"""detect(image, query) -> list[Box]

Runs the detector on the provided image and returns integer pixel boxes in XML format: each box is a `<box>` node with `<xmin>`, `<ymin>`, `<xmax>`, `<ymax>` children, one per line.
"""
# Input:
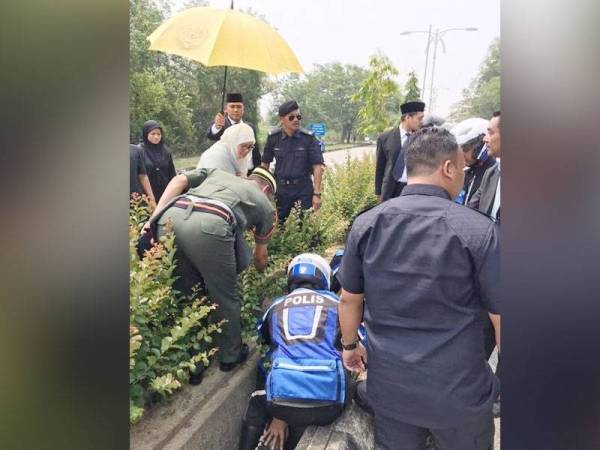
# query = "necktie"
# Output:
<box><xmin>392</xmin><ymin>132</ymin><xmax>409</xmax><ymax>181</ymax></box>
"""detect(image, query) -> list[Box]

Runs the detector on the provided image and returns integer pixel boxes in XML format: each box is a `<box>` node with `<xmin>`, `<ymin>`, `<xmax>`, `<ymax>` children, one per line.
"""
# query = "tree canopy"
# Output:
<box><xmin>450</xmin><ymin>38</ymin><xmax>500</xmax><ymax>121</ymax></box>
<box><xmin>403</xmin><ymin>70</ymin><xmax>422</xmax><ymax>102</ymax></box>
<box><xmin>351</xmin><ymin>53</ymin><xmax>401</xmax><ymax>137</ymax></box>
<box><xmin>129</xmin><ymin>0</ymin><xmax>266</xmax><ymax>156</ymax></box>
<box><xmin>267</xmin><ymin>63</ymin><xmax>369</xmax><ymax>143</ymax></box>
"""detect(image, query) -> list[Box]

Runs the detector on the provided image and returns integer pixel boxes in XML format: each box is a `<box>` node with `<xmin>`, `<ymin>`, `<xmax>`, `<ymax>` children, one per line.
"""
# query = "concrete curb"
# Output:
<box><xmin>130</xmin><ymin>347</ymin><xmax>259</xmax><ymax>450</ymax></box>
<box><xmin>295</xmin><ymin>402</ymin><xmax>375</xmax><ymax>450</ymax></box>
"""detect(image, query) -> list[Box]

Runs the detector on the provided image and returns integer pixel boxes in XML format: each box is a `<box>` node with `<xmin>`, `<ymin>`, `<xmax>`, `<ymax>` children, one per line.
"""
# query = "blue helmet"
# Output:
<box><xmin>287</xmin><ymin>253</ymin><xmax>332</xmax><ymax>292</ymax></box>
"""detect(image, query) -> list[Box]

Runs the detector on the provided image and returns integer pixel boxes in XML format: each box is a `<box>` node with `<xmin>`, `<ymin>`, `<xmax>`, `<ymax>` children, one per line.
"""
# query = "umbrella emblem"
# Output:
<box><xmin>177</xmin><ymin>27</ymin><xmax>208</xmax><ymax>50</ymax></box>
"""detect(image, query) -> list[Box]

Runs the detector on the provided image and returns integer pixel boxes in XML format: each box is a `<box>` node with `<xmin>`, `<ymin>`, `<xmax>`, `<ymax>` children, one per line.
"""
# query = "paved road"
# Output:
<box><xmin>323</xmin><ymin>144</ymin><xmax>376</xmax><ymax>166</ymax></box>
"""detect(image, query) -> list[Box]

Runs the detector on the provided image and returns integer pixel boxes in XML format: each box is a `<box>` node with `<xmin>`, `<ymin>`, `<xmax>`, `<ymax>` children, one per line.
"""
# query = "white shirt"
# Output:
<box><xmin>398</xmin><ymin>125</ymin><xmax>410</xmax><ymax>182</ymax></box>
<box><xmin>491</xmin><ymin>159</ymin><xmax>501</xmax><ymax>219</ymax></box>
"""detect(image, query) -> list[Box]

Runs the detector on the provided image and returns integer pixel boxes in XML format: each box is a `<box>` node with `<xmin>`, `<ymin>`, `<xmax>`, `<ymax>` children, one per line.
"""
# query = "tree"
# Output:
<box><xmin>450</xmin><ymin>38</ymin><xmax>500</xmax><ymax>121</ymax></box>
<box><xmin>129</xmin><ymin>0</ymin><xmax>267</xmax><ymax>156</ymax></box>
<box><xmin>268</xmin><ymin>63</ymin><xmax>368</xmax><ymax>143</ymax></box>
<box><xmin>403</xmin><ymin>70</ymin><xmax>422</xmax><ymax>102</ymax></box>
<box><xmin>351</xmin><ymin>53</ymin><xmax>400</xmax><ymax>137</ymax></box>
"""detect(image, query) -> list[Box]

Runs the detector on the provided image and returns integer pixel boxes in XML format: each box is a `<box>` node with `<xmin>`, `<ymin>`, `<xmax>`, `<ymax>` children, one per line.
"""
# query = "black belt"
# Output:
<box><xmin>174</xmin><ymin>199</ymin><xmax>235</xmax><ymax>226</ymax></box>
<box><xmin>277</xmin><ymin>175</ymin><xmax>311</xmax><ymax>185</ymax></box>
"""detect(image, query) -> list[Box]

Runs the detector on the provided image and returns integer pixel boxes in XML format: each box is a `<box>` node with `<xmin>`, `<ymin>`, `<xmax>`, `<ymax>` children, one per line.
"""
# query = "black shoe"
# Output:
<box><xmin>219</xmin><ymin>344</ymin><xmax>250</xmax><ymax>372</ymax></box>
<box><xmin>189</xmin><ymin>363</ymin><xmax>205</xmax><ymax>385</ymax></box>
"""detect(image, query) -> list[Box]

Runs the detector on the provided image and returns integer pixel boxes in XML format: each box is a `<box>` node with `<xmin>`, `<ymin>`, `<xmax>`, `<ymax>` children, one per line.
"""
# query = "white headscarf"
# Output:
<box><xmin>196</xmin><ymin>123</ymin><xmax>255</xmax><ymax>176</ymax></box>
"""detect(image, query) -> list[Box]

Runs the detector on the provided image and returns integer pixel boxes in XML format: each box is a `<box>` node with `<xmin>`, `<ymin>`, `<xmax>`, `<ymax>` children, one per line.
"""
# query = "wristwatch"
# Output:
<box><xmin>313</xmin><ymin>192</ymin><xmax>322</xmax><ymax>197</ymax></box>
<box><xmin>341</xmin><ymin>336</ymin><xmax>359</xmax><ymax>351</ymax></box>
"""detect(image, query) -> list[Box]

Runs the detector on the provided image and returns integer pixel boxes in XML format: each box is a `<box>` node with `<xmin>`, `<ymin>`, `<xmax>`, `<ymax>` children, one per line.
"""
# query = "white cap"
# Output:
<box><xmin>450</xmin><ymin>118</ymin><xmax>488</xmax><ymax>146</ymax></box>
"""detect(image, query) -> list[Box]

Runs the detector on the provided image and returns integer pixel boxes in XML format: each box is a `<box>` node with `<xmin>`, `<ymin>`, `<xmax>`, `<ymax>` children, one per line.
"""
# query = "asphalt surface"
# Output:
<box><xmin>323</xmin><ymin>144</ymin><xmax>376</xmax><ymax>166</ymax></box>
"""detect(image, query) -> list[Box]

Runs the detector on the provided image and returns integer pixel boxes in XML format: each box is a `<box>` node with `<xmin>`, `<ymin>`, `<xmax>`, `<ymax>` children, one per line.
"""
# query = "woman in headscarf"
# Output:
<box><xmin>196</xmin><ymin>123</ymin><xmax>256</xmax><ymax>177</ymax></box>
<box><xmin>139</xmin><ymin>120</ymin><xmax>177</xmax><ymax>202</ymax></box>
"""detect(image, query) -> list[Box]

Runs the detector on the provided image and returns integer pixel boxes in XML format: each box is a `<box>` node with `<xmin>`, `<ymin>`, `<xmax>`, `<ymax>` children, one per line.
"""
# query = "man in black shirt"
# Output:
<box><xmin>338</xmin><ymin>127</ymin><xmax>500</xmax><ymax>450</ymax></box>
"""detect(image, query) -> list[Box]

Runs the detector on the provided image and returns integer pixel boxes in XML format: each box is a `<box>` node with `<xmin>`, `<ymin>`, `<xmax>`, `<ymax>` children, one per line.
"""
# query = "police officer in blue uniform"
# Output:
<box><xmin>238</xmin><ymin>253</ymin><xmax>350</xmax><ymax>450</ymax></box>
<box><xmin>262</xmin><ymin>100</ymin><xmax>324</xmax><ymax>223</ymax></box>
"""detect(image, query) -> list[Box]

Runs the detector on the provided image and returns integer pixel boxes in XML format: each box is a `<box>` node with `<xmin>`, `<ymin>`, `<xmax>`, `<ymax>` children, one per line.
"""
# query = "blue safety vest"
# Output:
<box><xmin>258</xmin><ymin>288</ymin><xmax>345</xmax><ymax>406</ymax></box>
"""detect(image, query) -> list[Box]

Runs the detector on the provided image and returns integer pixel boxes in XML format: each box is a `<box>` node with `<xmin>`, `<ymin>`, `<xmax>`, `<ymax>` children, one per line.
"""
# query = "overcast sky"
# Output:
<box><xmin>172</xmin><ymin>0</ymin><xmax>500</xmax><ymax>118</ymax></box>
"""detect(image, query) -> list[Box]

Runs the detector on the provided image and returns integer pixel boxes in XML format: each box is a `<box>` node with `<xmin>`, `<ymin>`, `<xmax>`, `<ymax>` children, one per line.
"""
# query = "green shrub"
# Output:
<box><xmin>129</xmin><ymin>196</ymin><xmax>219</xmax><ymax>424</ymax></box>
<box><xmin>320</xmin><ymin>153</ymin><xmax>378</xmax><ymax>237</ymax></box>
<box><xmin>238</xmin><ymin>154</ymin><xmax>376</xmax><ymax>335</ymax></box>
<box><xmin>129</xmin><ymin>154</ymin><xmax>376</xmax><ymax>423</ymax></box>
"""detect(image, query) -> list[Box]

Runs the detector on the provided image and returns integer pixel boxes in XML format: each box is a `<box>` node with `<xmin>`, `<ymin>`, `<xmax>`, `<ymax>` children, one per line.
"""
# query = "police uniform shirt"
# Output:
<box><xmin>258</xmin><ymin>288</ymin><xmax>341</xmax><ymax>360</ymax></box>
<box><xmin>184</xmin><ymin>168</ymin><xmax>275</xmax><ymax>244</ymax></box>
<box><xmin>337</xmin><ymin>184</ymin><xmax>500</xmax><ymax>429</ymax></box>
<box><xmin>262</xmin><ymin>129</ymin><xmax>324</xmax><ymax>180</ymax></box>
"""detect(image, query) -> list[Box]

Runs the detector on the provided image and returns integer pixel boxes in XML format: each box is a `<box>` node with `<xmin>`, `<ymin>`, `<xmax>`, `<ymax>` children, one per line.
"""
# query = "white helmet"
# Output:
<box><xmin>450</xmin><ymin>118</ymin><xmax>488</xmax><ymax>146</ymax></box>
<box><xmin>287</xmin><ymin>253</ymin><xmax>332</xmax><ymax>291</ymax></box>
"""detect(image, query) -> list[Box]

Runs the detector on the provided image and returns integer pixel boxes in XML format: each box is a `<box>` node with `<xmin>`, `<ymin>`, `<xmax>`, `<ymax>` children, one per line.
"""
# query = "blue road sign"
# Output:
<box><xmin>309</xmin><ymin>123</ymin><xmax>327</xmax><ymax>136</ymax></box>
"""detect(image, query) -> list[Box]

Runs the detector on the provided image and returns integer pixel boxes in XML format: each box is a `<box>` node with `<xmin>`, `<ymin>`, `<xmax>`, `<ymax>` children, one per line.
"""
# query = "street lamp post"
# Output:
<box><xmin>400</xmin><ymin>26</ymin><xmax>478</xmax><ymax>113</ymax></box>
<box><xmin>400</xmin><ymin>26</ymin><xmax>432</xmax><ymax>100</ymax></box>
<box><xmin>422</xmin><ymin>24</ymin><xmax>432</xmax><ymax>96</ymax></box>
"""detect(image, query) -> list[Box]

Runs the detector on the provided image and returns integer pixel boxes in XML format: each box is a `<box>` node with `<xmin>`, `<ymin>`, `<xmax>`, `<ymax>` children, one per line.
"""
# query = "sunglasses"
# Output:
<box><xmin>287</xmin><ymin>114</ymin><xmax>302</xmax><ymax>121</ymax></box>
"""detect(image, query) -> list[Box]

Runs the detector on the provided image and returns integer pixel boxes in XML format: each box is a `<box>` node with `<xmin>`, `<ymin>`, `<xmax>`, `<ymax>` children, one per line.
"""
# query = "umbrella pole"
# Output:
<box><xmin>219</xmin><ymin>0</ymin><xmax>234</xmax><ymax>111</ymax></box>
<box><xmin>220</xmin><ymin>66</ymin><xmax>228</xmax><ymax>112</ymax></box>
<box><xmin>220</xmin><ymin>0</ymin><xmax>233</xmax><ymax>112</ymax></box>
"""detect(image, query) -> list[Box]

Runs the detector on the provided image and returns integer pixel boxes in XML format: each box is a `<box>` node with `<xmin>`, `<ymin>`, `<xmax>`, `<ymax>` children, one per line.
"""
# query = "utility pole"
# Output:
<box><xmin>421</xmin><ymin>24</ymin><xmax>432</xmax><ymax>99</ymax></box>
<box><xmin>400</xmin><ymin>27</ymin><xmax>478</xmax><ymax>114</ymax></box>
<box><xmin>428</xmin><ymin>29</ymin><xmax>440</xmax><ymax>112</ymax></box>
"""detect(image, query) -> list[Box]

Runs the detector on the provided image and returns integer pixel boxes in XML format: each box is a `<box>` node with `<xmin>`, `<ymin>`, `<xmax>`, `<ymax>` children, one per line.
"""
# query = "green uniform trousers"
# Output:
<box><xmin>158</xmin><ymin>205</ymin><xmax>242</xmax><ymax>363</ymax></box>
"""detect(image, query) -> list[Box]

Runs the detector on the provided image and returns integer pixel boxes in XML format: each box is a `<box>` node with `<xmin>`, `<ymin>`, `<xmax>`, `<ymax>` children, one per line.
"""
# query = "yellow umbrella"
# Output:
<box><xmin>147</xmin><ymin>6</ymin><xmax>304</xmax><ymax>107</ymax></box>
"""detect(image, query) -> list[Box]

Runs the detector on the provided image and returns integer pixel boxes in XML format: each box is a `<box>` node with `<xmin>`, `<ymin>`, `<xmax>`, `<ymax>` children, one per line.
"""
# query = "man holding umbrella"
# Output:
<box><xmin>206</xmin><ymin>93</ymin><xmax>262</xmax><ymax>174</ymax></box>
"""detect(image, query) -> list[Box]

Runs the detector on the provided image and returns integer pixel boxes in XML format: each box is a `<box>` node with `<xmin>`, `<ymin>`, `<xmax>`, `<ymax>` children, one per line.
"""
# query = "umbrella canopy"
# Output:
<box><xmin>147</xmin><ymin>7</ymin><xmax>304</xmax><ymax>75</ymax></box>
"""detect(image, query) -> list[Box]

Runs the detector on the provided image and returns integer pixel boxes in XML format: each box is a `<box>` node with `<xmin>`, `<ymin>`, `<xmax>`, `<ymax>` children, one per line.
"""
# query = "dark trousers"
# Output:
<box><xmin>374</xmin><ymin>411</ymin><xmax>494</xmax><ymax>450</ymax></box>
<box><xmin>354</xmin><ymin>380</ymin><xmax>373</xmax><ymax>414</ymax></box>
<box><xmin>240</xmin><ymin>393</ymin><xmax>341</xmax><ymax>450</ymax></box>
<box><xmin>240</xmin><ymin>373</ymin><xmax>354</xmax><ymax>450</ymax></box>
<box><xmin>381</xmin><ymin>181</ymin><xmax>406</xmax><ymax>202</ymax></box>
<box><xmin>276</xmin><ymin>180</ymin><xmax>313</xmax><ymax>223</ymax></box>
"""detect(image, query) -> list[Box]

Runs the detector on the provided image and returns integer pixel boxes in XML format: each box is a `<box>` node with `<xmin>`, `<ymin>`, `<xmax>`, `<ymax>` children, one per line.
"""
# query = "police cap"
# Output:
<box><xmin>278</xmin><ymin>100</ymin><xmax>299</xmax><ymax>117</ymax></box>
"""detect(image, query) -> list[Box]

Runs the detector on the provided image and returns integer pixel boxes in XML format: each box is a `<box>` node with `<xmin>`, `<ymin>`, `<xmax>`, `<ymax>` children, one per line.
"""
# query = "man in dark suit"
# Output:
<box><xmin>206</xmin><ymin>93</ymin><xmax>262</xmax><ymax>172</ymax></box>
<box><xmin>467</xmin><ymin>111</ymin><xmax>501</xmax><ymax>419</ymax></box>
<box><xmin>374</xmin><ymin>101</ymin><xmax>425</xmax><ymax>202</ymax></box>
<box><xmin>468</xmin><ymin>111</ymin><xmax>501</xmax><ymax>221</ymax></box>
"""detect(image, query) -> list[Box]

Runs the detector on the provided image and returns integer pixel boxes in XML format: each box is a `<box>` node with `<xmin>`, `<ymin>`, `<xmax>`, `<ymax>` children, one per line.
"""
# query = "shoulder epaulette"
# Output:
<box><xmin>268</xmin><ymin>127</ymin><xmax>282</xmax><ymax>136</ymax></box>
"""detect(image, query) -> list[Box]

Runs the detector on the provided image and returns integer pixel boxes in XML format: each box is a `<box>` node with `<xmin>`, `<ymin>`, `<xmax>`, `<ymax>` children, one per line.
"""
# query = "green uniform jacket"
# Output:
<box><xmin>183</xmin><ymin>168</ymin><xmax>276</xmax><ymax>245</ymax></box>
